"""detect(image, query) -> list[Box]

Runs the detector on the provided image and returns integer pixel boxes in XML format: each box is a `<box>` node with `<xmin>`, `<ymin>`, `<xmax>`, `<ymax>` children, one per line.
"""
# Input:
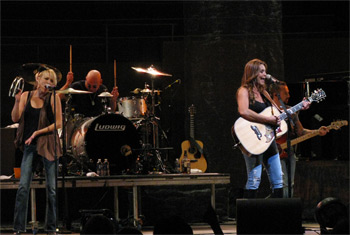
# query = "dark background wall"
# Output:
<box><xmin>1</xmin><ymin>0</ymin><xmax>349</xmax><ymax>223</ymax></box>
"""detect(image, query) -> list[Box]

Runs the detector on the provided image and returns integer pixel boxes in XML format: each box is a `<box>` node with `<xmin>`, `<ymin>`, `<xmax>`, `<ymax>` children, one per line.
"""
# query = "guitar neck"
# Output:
<box><xmin>280</xmin><ymin>122</ymin><xmax>341</xmax><ymax>150</ymax></box>
<box><xmin>279</xmin><ymin>101</ymin><xmax>304</xmax><ymax>121</ymax></box>
<box><xmin>190</xmin><ymin>114</ymin><xmax>194</xmax><ymax>139</ymax></box>
<box><xmin>280</xmin><ymin>129</ymin><xmax>319</xmax><ymax>150</ymax></box>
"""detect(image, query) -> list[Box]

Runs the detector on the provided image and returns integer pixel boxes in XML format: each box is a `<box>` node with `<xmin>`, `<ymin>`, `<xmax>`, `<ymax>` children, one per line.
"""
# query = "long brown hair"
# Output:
<box><xmin>240</xmin><ymin>58</ymin><xmax>267</xmax><ymax>104</ymax></box>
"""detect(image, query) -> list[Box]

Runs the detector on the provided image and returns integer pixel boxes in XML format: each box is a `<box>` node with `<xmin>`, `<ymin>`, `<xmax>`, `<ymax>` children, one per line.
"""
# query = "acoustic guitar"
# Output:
<box><xmin>180</xmin><ymin>104</ymin><xmax>207</xmax><ymax>172</ymax></box>
<box><xmin>232</xmin><ymin>89</ymin><xmax>326</xmax><ymax>156</ymax></box>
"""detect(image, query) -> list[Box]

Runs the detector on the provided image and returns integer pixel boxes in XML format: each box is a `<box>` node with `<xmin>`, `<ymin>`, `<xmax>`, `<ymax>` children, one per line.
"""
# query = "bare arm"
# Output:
<box><xmin>11</xmin><ymin>90</ymin><xmax>26</xmax><ymax>123</ymax></box>
<box><xmin>58</xmin><ymin>71</ymin><xmax>74</xmax><ymax>100</ymax></box>
<box><xmin>237</xmin><ymin>87</ymin><xmax>279</xmax><ymax>126</ymax></box>
<box><xmin>109</xmin><ymin>86</ymin><xmax>119</xmax><ymax>112</ymax></box>
<box><xmin>301</xmin><ymin>126</ymin><xmax>329</xmax><ymax>136</ymax></box>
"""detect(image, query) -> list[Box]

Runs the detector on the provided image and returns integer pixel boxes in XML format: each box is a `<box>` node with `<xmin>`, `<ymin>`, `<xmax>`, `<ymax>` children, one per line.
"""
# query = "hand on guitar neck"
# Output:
<box><xmin>277</xmin><ymin>120</ymin><xmax>347</xmax><ymax>158</ymax></box>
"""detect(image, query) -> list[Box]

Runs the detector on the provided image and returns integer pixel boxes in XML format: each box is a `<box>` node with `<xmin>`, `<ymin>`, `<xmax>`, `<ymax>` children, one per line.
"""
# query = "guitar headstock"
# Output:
<box><xmin>329</xmin><ymin>120</ymin><xmax>348</xmax><ymax>130</ymax></box>
<box><xmin>308</xmin><ymin>88</ymin><xmax>326</xmax><ymax>103</ymax></box>
<box><xmin>189</xmin><ymin>104</ymin><xmax>196</xmax><ymax>116</ymax></box>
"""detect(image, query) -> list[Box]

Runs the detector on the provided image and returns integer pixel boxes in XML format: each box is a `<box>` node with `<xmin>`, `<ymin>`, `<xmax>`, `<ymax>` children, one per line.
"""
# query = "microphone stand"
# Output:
<box><xmin>60</xmin><ymin>95</ymin><xmax>72</xmax><ymax>232</ymax></box>
<box><xmin>53</xmin><ymin>90</ymin><xmax>72</xmax><ymax>233</ymax></box>
<box><xmin>277</xmin><ymin>93</ymin><xmax>294</xmax><ymax>198</ymax></box>
<box><xmin>52</xmin><ymin>89</ymin><xmax>59</xmax><ymax>232</ymax></box>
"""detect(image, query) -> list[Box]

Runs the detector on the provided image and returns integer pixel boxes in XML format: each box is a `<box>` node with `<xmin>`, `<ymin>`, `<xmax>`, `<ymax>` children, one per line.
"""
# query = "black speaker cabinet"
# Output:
<box><xmin>236</xmin><ymin>198</ymin><xmax>303</xmax><ymax>234</ymax></box>
<box><xmin>1</xmin><ymin>128</ymin><xmax>17</xmax><ymax>175</ymax></box>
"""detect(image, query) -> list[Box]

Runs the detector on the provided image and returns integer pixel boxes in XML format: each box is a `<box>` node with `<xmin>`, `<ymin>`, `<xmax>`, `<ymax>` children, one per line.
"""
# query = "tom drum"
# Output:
<box><xmin>118</xmin><ymin>96</ymin><xmax>147</xmax><ymax>119</ymax></box>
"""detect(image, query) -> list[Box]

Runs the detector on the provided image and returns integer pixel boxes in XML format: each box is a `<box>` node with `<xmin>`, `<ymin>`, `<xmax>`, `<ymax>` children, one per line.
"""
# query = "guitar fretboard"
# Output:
<box><xmin>190</xmin><ymin>114</ymin><xmax>194</xmax><ymax>139</ymax></box>
<box><xmin>279</xmin><ymin>101</ymin><xmax>304</xmax><ymax>121</ymax></box>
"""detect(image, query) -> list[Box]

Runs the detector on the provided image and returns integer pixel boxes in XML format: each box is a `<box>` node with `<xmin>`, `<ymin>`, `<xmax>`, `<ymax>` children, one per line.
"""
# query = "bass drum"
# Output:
<box><xmin>71</xmin><ymin>113</ymin><xmax>141</xmax><ymax>175</ymax></box>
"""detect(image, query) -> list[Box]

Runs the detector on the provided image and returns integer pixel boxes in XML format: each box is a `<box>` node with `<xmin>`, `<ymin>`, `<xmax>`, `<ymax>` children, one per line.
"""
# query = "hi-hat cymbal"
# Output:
<box><xmin>131</xmin><ymin>65</ymin><xmax>172</xmax><ymax>77</ymax></box>
<box><xmin>18</xmin><ymin>63</ymin><xmax>62</xmax><ymax>85</ymax></box>
<box><xmin>98</xmin><ymin>91</ymin><xmax>113</xmax><ymax>97</ymax></box>
<box><xmin>57</xmin><ymin>88</ymin><xmax>92</xmax><ymax>94</ymax></box>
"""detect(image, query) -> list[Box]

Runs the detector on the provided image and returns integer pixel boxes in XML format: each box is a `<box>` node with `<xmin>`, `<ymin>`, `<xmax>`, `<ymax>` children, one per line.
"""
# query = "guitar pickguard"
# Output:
<box><xmin>250</xmin><ymin>125</ymin><xmax>262</xmax><ymax>140</ymax></box>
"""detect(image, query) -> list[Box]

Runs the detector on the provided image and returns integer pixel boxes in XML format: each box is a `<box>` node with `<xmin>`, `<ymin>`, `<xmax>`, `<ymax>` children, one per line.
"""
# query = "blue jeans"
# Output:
<box><xmin>243</xmin><ymin>151</ymin><xmax>283</xmax><ymax>191</ymax></box>
<box><xmin>280</xmin><ymin>152</ymin><xmax>296</xmax><ymax>198</ymax></box>
<box><xmin>13</xmin><ymin>145</ymin><xmax>57</xmax><ymax>232</ymax></box>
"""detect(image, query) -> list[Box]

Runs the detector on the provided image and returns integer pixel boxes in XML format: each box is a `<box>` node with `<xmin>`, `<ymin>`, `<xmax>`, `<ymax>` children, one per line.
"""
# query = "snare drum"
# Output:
<box><xmin>118</xmin><ymin>96</ymin><xmax>147</xmax><ymax>119</ymax></box>
<box><xmin>70</xmin><ymin>113</ymin><xmax>141</xmax><ymax>174</ymax></box>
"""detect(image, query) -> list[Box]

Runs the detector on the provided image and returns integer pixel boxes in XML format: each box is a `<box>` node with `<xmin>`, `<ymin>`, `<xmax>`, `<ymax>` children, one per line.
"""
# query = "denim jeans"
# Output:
<box><xmin>13</xmin><ymin>144</ymin><xmax>57</xmax><ymax>232</ymax></box>
<box><xmin>243</xmin><ymin>152</ymin><xmax>283</xmax><ymax>191</ymax></box>
<box><xmin>280</xmin><ymin>152</ymin><xmax>296</xmax><ymax>198</ymax></box>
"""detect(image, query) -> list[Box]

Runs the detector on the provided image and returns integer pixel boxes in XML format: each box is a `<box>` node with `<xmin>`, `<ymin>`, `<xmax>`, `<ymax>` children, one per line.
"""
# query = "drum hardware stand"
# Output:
<box><xmin>131</xmin><ymin>66</ymin><xmax>173</xmax><ymax>174</ymax></box>
<box><xmin>98</xmin><ymin>91</ymin><xmax>113</xmax><ymax>114</ymax></box>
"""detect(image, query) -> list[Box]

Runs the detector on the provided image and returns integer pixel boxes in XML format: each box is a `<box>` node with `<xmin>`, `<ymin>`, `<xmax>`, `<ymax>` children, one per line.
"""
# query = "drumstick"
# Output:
<box><xmin>114</xmin><ymin>59</ymin><xmax>117</xmax><ymax>88</ymax></box>
<box><xmin>69</xmin><ymin>45</ymin><xmax>72</xmax><ymax>72</ymax></box>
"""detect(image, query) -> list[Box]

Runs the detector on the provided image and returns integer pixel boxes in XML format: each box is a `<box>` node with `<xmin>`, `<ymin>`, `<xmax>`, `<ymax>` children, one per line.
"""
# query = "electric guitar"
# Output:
<box><xmin>180</xmin><ymin>104</ymin><xmax>207</xmax><ymax>172</ymax></box>
<box><xmin>277</xmin><ymin>120</ymin><xmax>348</xmax><ymax>158</ymax></box>
<box><xmin>232</xmin><ymin>89</ymin><xmax>326</xmax><ymax>156</ymax></box>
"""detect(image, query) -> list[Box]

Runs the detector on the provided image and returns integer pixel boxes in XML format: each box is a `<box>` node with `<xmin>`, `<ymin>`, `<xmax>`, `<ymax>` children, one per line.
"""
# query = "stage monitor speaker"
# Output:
<box><xmin>1</xmin><ymin>128</ymin><xmax>17</xmax><ymax>175</ymax></box>
<box><xmin>236</xmin><ymin>198</ymin><xmax>303</xmax><ymax>234</ymax></box>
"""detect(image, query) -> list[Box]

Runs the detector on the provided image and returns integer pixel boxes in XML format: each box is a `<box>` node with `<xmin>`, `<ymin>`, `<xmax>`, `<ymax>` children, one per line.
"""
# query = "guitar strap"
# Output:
<box><xmin>262</xmin><ymin>90</ymin><xmax>282</xmax><ymax>113</ymax></box>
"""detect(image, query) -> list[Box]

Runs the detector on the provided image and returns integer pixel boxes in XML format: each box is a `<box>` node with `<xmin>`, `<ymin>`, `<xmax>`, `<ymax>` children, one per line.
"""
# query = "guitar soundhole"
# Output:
<box><xmin>188</xmin><ymin>147</ymin><xmax>201</xmax><ymax>159</ymax></box>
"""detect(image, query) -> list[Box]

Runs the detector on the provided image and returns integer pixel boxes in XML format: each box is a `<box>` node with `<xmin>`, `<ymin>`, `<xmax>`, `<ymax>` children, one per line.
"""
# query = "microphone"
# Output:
<box><xmin>165</xmin><ymin>79</ymin><xmax>181</xmax><ymax>89</ymax></box>
<box><xmin>266</xmin><ymin>74</ymin><xmax>280</xmax><ymax>84</ymax></box>
<box><xmin>45</xmin><ymin>84</ymin><xmax>57</xmax><ymax>90</ymax></box>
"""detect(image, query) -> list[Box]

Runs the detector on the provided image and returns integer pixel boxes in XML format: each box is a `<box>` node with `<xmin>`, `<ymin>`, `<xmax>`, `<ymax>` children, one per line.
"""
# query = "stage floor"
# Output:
<box><xmin>0</xmin><ymin>220</ymin><xmax>321</xmax><ymax>234</ymax></box>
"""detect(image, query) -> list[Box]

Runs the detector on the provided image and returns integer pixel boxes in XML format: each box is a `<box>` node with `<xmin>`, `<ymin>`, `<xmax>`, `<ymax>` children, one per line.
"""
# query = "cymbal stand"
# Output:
<box><xmin>150</xmin><ymin>77</ymin><xmax>159</xmax><ymax>148</ymax></box>
<box><xmin>101</xmin><ymin>97</ymin><xmax>109</xmax><ymax>114</ymax></box>
<box><xmin>63</xmin><ymin>94</ymin><xmax>72</xmax><ymax>153</ymax></box>
<box><xmin>143</xmin><ymin>76</ymin><xmax>170</xmax><ymax>172</ymax></box>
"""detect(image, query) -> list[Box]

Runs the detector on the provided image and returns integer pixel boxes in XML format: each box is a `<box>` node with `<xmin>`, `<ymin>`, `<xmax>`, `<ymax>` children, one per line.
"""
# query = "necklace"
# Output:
<box><xmin>89</xmin><ymin>93</ymin><xmax>97</xmax><ymax>106</ymax></box>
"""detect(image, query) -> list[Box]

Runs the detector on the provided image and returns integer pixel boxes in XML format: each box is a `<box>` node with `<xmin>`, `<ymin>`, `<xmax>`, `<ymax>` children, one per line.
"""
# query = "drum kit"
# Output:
<box><xmin>9</xmin><ymin>63</ymin><xmax>175</xmax><ymax>175</ymax></box>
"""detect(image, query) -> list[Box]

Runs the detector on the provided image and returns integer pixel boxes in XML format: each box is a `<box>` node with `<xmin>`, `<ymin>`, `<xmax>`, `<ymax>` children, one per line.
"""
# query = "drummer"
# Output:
<box><xmin>63</xmin><ymin>70</ymin><xmax>119</xmax><ymax>117</ymax></box>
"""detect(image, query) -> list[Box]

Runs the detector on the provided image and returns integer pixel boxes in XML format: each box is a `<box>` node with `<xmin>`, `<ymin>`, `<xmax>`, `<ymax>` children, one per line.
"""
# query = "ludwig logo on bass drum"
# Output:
<box><xmin>94</xmin><ymin>123</ymin><xmax>126</xmax><ymax>131</ymax></box>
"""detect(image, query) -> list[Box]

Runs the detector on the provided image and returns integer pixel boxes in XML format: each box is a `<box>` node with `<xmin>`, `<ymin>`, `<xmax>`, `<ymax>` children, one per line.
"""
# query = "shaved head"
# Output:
<box><xmin>85</xmin><ymin>70</ymin><xmax>102</xmax><ymax>92</ymax></box>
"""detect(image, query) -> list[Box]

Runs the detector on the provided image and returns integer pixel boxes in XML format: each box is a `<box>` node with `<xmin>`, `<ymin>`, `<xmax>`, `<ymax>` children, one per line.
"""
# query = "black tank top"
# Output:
<box><xmin>23</xmin><ymin>98</ymin><xmax>41</xmax><ymax>145</ymax></box>
<box><xmin>248</xmin><ymin>95</ymin><xmax>278</xmax><ymax>156</ymax></box>
<box><xmin>248</xmin><ymin>92</ymin><xmax>272</xmax><ymax>113</ymax></box>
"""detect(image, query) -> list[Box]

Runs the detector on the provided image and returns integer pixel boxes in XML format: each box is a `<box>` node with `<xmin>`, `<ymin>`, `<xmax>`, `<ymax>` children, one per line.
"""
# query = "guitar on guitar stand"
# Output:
<box><xmin>180</xmin><ymin>104</ymin><xmax>207</xmax><ymax>172</ymax></box>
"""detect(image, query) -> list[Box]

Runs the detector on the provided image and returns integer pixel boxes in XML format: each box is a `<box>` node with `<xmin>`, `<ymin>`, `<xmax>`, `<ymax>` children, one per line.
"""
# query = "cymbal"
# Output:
<box><xmin>57</xmin><ymin>88</ymin><xmax>92</xmax><ymax>94</ymax></box>
<box><xmin>131</xmin><ymin>65</ymin><xmax>172</xmax><ymax>77</ymax></box>
<box><xmin>130</xmin><ymin>88</ymin><xmax>162</xmax><ymax>94</ymax></box>
<box><xmin>140</xmin><ymin>88</ymin><xmax>162</xmax><ymax>93</ymax></box>
<box><xmin>98</xmin><ymin>91</ymin><xmax>113</xmax><ymax>97</ymax></box>
<box><xmin>18</xmin><ymin>63</ymin><xmax>62</xmax><ymax>85</ymax></box>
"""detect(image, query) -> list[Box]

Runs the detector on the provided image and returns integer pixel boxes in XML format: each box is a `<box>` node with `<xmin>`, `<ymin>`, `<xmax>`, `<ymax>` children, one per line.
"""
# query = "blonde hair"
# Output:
<box><xmin>36</xmin><ymin>69</ymin><xmax>58</xmax><ymax>85</ymax></box>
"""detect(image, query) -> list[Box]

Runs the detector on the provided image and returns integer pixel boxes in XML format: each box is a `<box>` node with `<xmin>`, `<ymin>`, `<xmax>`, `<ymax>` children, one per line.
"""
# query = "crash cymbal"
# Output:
<box><xmin>19</xmin><ymin>63</ymin><xmax>62</xmax><ymax>85</ymax></box>
<box><xmin>57</xmin><ymin>88</ymin><xmax>92</xmax><ymax>94</ymax></box>
<box><xmin>131</xmin><ymin>65</ymin><xmax>172</xmax><ymax>77</ymax></box>
<box><xmin>98</xmin><ymin>91</ymin><xmax>113</xmax><ymax>97</ymax></box>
